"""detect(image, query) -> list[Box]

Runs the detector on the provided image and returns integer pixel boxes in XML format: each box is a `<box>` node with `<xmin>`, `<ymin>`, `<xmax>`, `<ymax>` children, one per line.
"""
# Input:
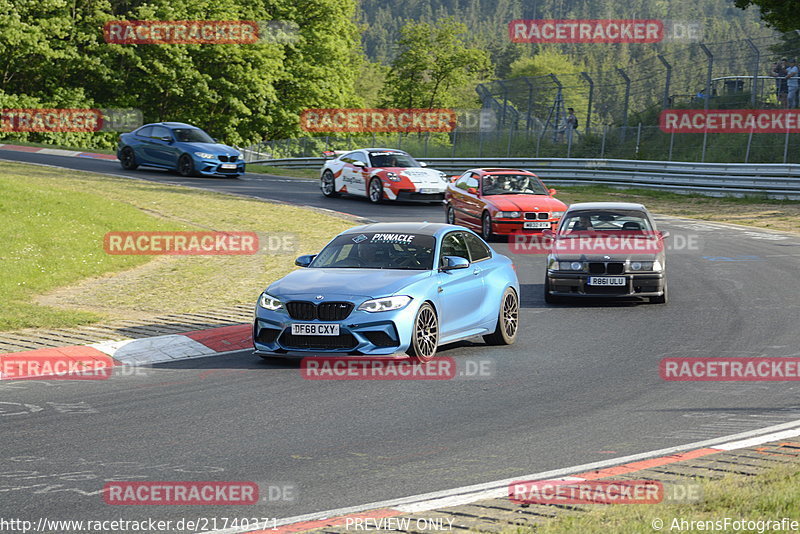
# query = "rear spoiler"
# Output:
<box><xmin>322</xmin><ymin>150</ymin><xmax>348</xmax><ymax>159</ymax></box>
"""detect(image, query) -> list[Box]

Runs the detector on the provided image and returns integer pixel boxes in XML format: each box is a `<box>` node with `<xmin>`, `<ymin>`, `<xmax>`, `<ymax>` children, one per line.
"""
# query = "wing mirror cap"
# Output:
<box><xmin>295</xmin><ymin>254</ymin><xmax>317</xmax><ymax>267</ymax></box>
<box><xmin>440</xmin><ymin>255</ymin><xmax>470</xmax><ymax>271</ymax></box>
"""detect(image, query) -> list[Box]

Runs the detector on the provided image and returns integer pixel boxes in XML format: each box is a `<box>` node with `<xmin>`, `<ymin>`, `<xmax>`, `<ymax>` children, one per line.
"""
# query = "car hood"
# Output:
<box><xmin>176</xmin><ymin>142</ymin><xmax>239</xmax><ymax>156</ymax></box>
<box><xmin>267</xmin><ymin>268</ymin><xmax>433</xmax><ymax>300</ymax></box>
<box><xmin>484</xmin><ymin>195</ymin><xmax>566</xmax><ymax>212</ymax></box>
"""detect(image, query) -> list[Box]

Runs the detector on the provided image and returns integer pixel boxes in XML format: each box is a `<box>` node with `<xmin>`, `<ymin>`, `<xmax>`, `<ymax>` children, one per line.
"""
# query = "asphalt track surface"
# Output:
<box><xmin>2</xmin><ymin>150</ymin><xmax>800</xmax><ymax>530</ymax></box>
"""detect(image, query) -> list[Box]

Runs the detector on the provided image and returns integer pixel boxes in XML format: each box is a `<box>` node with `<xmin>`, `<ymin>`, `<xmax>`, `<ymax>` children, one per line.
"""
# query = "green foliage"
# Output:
<box><xmin>380</xmin><ymin>18</ymin><xmax>491</xmax><ymax>109</ymax></box>
<box><xmin>0</xmin><ymin>0</ymin><xmax>362</xmax><ymax>146</ymax></box>
<box><xmin>734</xmin><ymin>0</ymin><xmax>800</xmax><ymax>32</ymax></box>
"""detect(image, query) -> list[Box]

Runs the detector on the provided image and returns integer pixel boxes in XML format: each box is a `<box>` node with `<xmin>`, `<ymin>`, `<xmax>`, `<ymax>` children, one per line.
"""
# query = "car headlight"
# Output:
<box><xmin>194</xmin><ymin>152</ymin><xmax>215</xmax><ymax>159</ymax></box>
<box><xmin>628</xmin><ymin>260</ymin><xmax>662</xmax><ymax>272</ymax></box>
<box><xmin>559</xmin><ymin>261</ymin><xmax>584</xmax><ymax>271</ymax></box>
<box><xmin>357</xmin><ymin>295</ymin><xmax>412</xmax><ymax>313</ymax></box>
<box><xmin>236</xmin><ymin>153</ymin><xmax>244</xmax><ymax>161</ymax></box>
<box><xmin>498</xmin><ymin>211</ymin><xmax>521</xmax><ymax>218</ymax></box>
<box><xmin>385</xmin><ymin>172</ymin><xmax>401</xmax><ymax>182</ymax></box>
<box><xmin>258</xmin><ymin>292</ymin><xmax>283</xmax><ymax>311</ymax></box>
<box><xmin>438</xmin><ymin>171</ymin><xmax>448</xmax><ymax>181</ymax></box>
<box><xmin>551</xmin><ymin>211</ymin><xmax>565</xmax><ymax>218</ymax></box>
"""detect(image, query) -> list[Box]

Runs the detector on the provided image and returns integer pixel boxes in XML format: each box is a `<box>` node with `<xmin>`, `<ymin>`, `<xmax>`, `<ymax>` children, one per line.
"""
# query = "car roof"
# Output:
<box><xmin>566</xmin><ymin>201</ymin><xmax>648</xmax><ymax>212</ymax></box>
<box><xmin>468</xmin><ymin>168</ymin><xmax>537</xmax><ymax>175</ymax></box>
<box><xmin>341</xmin><ymin>222</ymin><xmax>460</xmax><ymax>237</ymax></box>
<box><xmin>139</xmin><ymin>122</ymin><xmax>196</xmax><ymax>129</ymax></box>
<box><xmin>356</xmin><ymin>148</ymin><xmax>411</xmax><ymax>153</ymax></box>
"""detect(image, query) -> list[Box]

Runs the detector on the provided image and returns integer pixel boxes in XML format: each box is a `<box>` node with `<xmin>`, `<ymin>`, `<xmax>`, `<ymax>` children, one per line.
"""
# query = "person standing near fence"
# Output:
<box><xmin>786</xmin><ymin>59</ymin><xmax>799</xmax><ymax>108</ymax></box>
<box><xmin>772</xmin><ymin>58</ymin><xmax>788</xmax><ymax>108</ymax></box>
<box><xmin>566</xmin><ymin>108</ymin><xmax>578</xmax><ymax>144</ymax></box>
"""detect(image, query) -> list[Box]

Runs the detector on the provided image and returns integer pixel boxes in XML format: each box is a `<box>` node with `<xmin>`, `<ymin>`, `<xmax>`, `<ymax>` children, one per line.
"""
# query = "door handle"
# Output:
<box><xmin>472</xmin><ymin>268</ymin><xmax>481</xmax><ymax>275</ymax></box>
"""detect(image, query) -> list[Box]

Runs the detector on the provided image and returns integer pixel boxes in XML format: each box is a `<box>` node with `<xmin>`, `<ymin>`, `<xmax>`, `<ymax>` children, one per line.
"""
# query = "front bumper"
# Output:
<box><xmin>493</xmin><ymin>219</ymin><xmax>558</xmax><ymax>235</ymax></box>
<box><xmin>194</xmin><ymin>158</ymin><xmax>246</xmax><ymax>176</ymax></box>
<box><xmin>546</xmin><ymin>271</ymin><xmax>666</xmax><ymax>298</ymax></box>
<box><xmin>393</xmin><ymin>189</ymin><xmax>445</xmax><ymax>203</ymax></box>
<box><xmin>253</xmin><ymin>304</ymin><xmax>418</xmax><ymax>356</ymax></box>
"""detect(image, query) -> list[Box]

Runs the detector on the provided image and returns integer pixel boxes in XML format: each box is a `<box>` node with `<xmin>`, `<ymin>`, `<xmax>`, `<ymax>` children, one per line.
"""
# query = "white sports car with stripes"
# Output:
<box><xmin>320</xmin><ymin>148</ymin><xmax>448</xmax><ymax>203</ymax></box>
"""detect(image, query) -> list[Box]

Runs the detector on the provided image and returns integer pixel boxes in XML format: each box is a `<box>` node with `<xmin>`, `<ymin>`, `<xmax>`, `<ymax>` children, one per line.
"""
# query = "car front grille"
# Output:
<box><xmin>279</xmin><ymin>332</ymin><xmax>357</xmax><ymax>349</ymax></box>
<box><xmin>286</xmin><ymin>301</ymin><xmax>354</xmax><ymax>321</ymax></box>
<box><xmin>218</xmin><ymin>155</ymin><xmax>237</xmax><ymax>162</ymax></box>
<box><xmin>588</xmin><ymin>262</ymin><xmax>625</xmax><ymax>275</ymax></box>
<box><xmin>524</xmin><ymin>212</ymin><xmax>550</xmax><ymax>220</ymax></box>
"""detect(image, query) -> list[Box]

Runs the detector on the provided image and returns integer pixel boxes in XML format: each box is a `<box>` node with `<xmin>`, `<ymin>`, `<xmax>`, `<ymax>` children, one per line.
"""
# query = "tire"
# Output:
<box><xmin>543</xmin><ymin>276</ymin><xmax>561</xmax><ymax>304</ymax></box>
<box><xmin>368</xmin><ymin>177</ymin><xmax>384</xmax><ymax>203</ymax></box>
<box><xmin>406</xmin><ymin>302</ymin><xmax>439</xmax><ymax>362</ymax></box>
<box><xmin>483</xmin><ymin>287</ymin><xmax>519</xmax><ymax>345</ymax></box>
<box><xmin>321</xmin><ymin>170</ymin><xmax>338</xmax><ymax>197</ymax></box>
<box><xmin>481</xmin><ymin>212</ymin><xmax>494</xmax><ymax>241</ymax></box>
<box><xmin>446</xmin><ymin>205</ymin><xmax>456</xmax><ymax>224</ymax></box>
<box><xmin>650</xmin><ymin>282</ymin><xmax>668</xmax><ymax>304</ymax></box>
<box><xmin>119</xmin><ymin>147</ymin><xmax>138</xmax><ymax>170</ymax></box>
<box><xmin>178</xmin><ymin>154</ymin><xmax>197</xmax><ymax>177</ymax></box>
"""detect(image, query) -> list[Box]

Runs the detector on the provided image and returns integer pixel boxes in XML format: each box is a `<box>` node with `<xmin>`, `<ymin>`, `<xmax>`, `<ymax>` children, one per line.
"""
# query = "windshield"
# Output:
<box><xmin>369</xmin><ymin>151</ymin><xmax>419</xmax><ymax>168</ymax></box>
<box><xmin>311</xmin><ymin>232</ymin><xmax>435</xmax><ymax>270</ymax></box>
<box><xmin>172</xmin><ymin>128</ymin><xmax>215</xmax><ymax>143</ymax></box>
<box><xmin>558</xmin><ymin>210</ymin><xmax>654</xmax><ymax>234</ymax></box>
<box><xmin>482</xmin><ymin>174</ymin><xmax>548</xmax><ymax>195</ymax></box>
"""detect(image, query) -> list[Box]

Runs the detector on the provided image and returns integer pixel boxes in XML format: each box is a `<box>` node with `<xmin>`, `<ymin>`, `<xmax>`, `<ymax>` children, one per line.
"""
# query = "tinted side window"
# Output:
<box><xmin>466</xmin><ymin>175</ymin><xmax>479</xmax><ymax>189</ymax></box>
<box><xmin>455</xmin><ymin>174</ymin><xmax>470</xmax><ymax>190</ymax></box>
<box><xmin>464</xmin><ymin>233</ymin><xmax>491</xmax><ymax>262</ymax></box>
<box><xmin>136</xmin><ymin>126</ymin><xmax>153</xmax><ymax>137</ymax></box>
<box><xmin>350</xmin><ymin>152</ymin><xmax>368</xmax><ymax>165</ymax></box>
<box><xmin>341</xmin><ymin>151</ymin><xmax>361</xmax><ymax>164</ymax></box>
<box><xmin>151</xmin><ymin>126</ymin><xmax>171</xmax><ymax>140</ymax></box>
<box><xmin>439</xmin><ymin>232</ymin><xmax>470</xmax><ymax>265</ymax></box>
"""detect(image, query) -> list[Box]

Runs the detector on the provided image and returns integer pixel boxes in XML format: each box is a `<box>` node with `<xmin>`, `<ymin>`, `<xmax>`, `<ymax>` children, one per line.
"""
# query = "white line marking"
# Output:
<box><xmin>201</xmin><ymin>418</ymin><xmax>800</xmax><ymax>534</ymax></box>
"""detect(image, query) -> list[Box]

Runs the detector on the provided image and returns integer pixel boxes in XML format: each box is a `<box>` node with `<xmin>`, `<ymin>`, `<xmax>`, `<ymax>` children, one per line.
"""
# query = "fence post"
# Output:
<box><xmin>745</xmin><ymin>125</ymin><xmax>754</xmax><ymax>163</ymax></box>
<box><xmin>451</xmin><ymin>128</ymin><xmax>457</xmax><ymax>158</ymax></box>
<box><xmin>784</xmin><ymin>124</ymin><xmax>790</xmax><ymax>163</ymax></box>
<box><xmin>635</xmin><ymin>123</ymin><xmax>642</xmax><ymax>157</ymax></box>
<box><xmin>668</xmin><ymin>130</ymin><xmax>675</xmax><ymax>161</ymax></box>
<box><xmin>745</xmin><ymin>39</ymin><xmax>760</xmax><ymax>107</ymax></box>
<box><xmin>499</xmin><ymin>80</ymin><xmax>509</xmax><ymax>128</ymax></box>
<box><xmin>600</xmin><ymin>125</ymin><xmax>607</xmax><ymax>158</ymax></box>
<box><xmin>424</xmin><ymin>132</ymin><xmax>429</xmax><ymax>158</ymax></box>
<box><xmin>617</xmin><ymin>68</ymin><xmax>631</xmax><ymax>142</ymax></box>
<box><xmin>699</xmin><ymin>43</ymin><xmax>713</xmax><ymax>111</ymax></box>
<box><xmin>566</xmin><ymin>124</ymin><xmax>573</xmax><ymax>157</ymax></box>
<box><xmin>657</xmin><ymin>54</ymin><xmax>672</xmax><ymax>108</ymax></box>
<box><xmin>507</xmin><ymin>123</ymin><xmax>515</xmax><ymax>157</ymax></box>
<box><xmin>524</xmin><ymin>77</ymin><xmax>534</xmax><ymax>132</ymax></box>
<box><xmin>581</xmin><ymin>72</ymin><xmax>594</xmax><ymax>134</ymax></box>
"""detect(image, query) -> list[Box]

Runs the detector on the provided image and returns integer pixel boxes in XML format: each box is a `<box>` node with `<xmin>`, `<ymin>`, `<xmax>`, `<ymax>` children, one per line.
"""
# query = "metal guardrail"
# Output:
<box><xmin>252</xmin><ymin>157</ymin><xmax>800</xmax><ymax>199</ymax></box>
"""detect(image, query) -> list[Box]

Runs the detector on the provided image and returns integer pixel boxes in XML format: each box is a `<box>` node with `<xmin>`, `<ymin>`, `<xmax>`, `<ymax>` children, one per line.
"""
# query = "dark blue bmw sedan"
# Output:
<box><xmin>117</xmin><ymin>122</ymin><xmax>245</xmax><ymax>177</ymax></box>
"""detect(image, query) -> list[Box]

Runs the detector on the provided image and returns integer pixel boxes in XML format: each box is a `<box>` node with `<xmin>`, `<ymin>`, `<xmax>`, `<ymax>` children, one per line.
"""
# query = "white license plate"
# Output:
<box><xmin>291</xmin><ymin>323</ymin><xmax>340</xmax><ymax>336</ymax></box>
<box><xmin>220</xmin><ymin>163</ymin><xmax>237</xmax><ymax>169</ymax></box>
<box><xmin>524</xmin><ymin>221</ymin><xmax>551</xmax><ymax>229</ymax></box>
<box><xmin>588</xmin><ymin>277</ymin><xmax>626</xmax><ymax>286</ymax></box>
<box><xmin>419</xmin><ymin>188</ymin><xmax>438</xmax><ymax>194</ymax></box>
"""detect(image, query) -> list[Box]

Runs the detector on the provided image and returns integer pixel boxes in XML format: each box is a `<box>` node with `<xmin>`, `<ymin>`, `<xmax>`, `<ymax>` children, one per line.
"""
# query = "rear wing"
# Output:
<box><xmin>322</xmin><ymin>150</ymin><xmax>348</xmax><ymax>159</ymax></box>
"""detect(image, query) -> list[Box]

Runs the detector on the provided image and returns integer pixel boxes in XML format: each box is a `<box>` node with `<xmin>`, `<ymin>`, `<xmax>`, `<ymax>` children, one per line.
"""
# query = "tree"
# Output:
<box><xmin>380</xmin><ymin>18</ymin><xmax>491</xmax><ymax>110</ymax></box>
<box><xmin>733</xmin><ymin>0</ymin><xmax>800</xmax><ymax>32</ymax></box>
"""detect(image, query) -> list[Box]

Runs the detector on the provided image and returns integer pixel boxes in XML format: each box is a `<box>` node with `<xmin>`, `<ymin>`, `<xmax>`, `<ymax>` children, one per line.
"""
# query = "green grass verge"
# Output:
<box><xmin>247</xmin><ymin>164</ymin><xmax>319</xmax><ymax>179</ymax></box>
<box><xmin>0</xmin><ymin>162</ymin><xmax>354</xmax><ymax>331</ymax></box>
<box><xmin>520</xmin><ymin>463</ymin><xmax>800</xmax><ymax>534</ymax></box>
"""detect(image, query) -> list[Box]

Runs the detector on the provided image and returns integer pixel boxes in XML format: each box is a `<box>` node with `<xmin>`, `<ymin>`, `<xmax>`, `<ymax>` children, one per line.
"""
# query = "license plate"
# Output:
<box><xmin>419</xmin><ymin>188</ymin><xmax>438</xmax><ymax>194</ymax></box>
<box><xmin>291</xmin><ymin>323</ymin><xmax>340</xmax><ymax>336</ymax></box>
<box><xmin>524</xmin><ymin>221</ymin><xmax>551</xmax><ymax>229</ymax></box>
<box><xmin>220</xmin><ymin>163</ymin><xmax>237</xmax><ymax>169</ymax></box>
<box><xmin>588</xmin><ymin>277</ymin><xmax>626</xmax><ymax>286</ymax></box>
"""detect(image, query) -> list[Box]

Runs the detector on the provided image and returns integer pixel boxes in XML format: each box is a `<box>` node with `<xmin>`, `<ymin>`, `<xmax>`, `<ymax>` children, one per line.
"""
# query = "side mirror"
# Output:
<box><xmin>440</xmin><ymin>255</ymin><xmax>470</xmax><ymax>271</ymax></box>
<box><xmin>294</xmin><ymin>254</ymin><xmax>316</xmax><ymax>267</ymax></box>
<box><xmin>212</xmin><ymin>138</ymin><xmax>219</xmax><ymax>143</ymax></box>
<box><xmin>352</xmin><ymin>161</ymin><xmax>366</xmax><ymax>168</ymax></box>
<box><xmin>450</xmin><ymin>176</ymin><xmax>459</xmax><ymax>183</ymax></box>
<box><xmin>467</xmin><ymin>187</ymin><xmax>478</xmax><ymax>195</ymax></box>
<box><xmin>548</xmin><ymin>188</ymin><xmax>557</xmax><ymax>195</ymax></box>
<box><xmin>660</xmin><ymin>231</ymin><xmax>671</xmax><ymax>239</ymax></box>
<box><xmin>419</xmin><ymin>161</ymin><xmax>428</xmax><ymax>167</ymax></box>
